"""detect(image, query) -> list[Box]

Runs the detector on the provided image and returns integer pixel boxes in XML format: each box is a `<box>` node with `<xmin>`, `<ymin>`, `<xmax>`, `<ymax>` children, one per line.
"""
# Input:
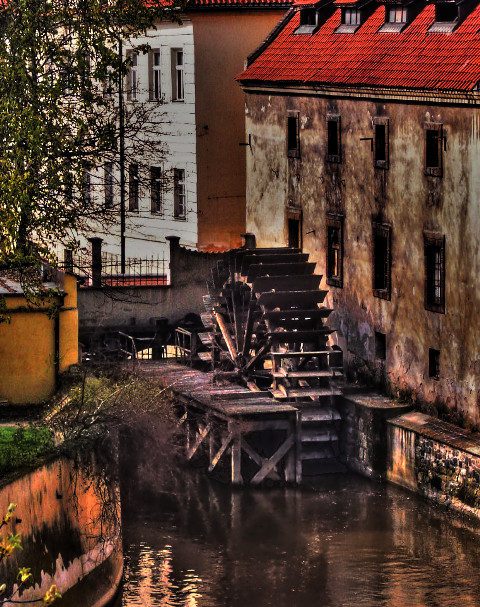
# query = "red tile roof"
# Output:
<box><xmin>188</xmin><ymin>0</ymin><xmax>292</xmax><ymax>7</ymax></box>
<box><xmin>237</xmin><ymin>4</ymin><xmax>480</xmax><ymax>91</ymax></box>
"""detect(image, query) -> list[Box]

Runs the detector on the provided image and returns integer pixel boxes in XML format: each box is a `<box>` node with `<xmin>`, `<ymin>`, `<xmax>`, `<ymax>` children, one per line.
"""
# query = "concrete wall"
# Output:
<box><xmin>245</xmin><ymin>90</ymin><xmax>480</xmax><ymax>425</ymax></box>
<box><xmin>191</xmin><ymin>10</ymin><xmax>287</xmax><ymax>251</ymax></box>
<box><xmin>77</xmin><ymin>236</ymin><xmax>222</xmax><ymax>333</ymax></box>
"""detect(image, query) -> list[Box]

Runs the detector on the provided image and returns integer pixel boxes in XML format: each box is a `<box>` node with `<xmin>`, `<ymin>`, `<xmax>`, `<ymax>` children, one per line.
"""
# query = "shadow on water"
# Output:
<box><xmin>116</xmin><ymin>435</ymin><xmax>480</xmax><ymax>607</ymax></box>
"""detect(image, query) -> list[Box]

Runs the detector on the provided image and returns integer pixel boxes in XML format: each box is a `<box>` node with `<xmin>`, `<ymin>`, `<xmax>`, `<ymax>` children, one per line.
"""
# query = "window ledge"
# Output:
<box><xmin>335</xmin><ymin>24</ymin><xmax>361</xmax><ymax>34</ymax></box>
<box><xmin>327</xmin><ymin>154</ymin><xmax>341</xmax><ymax>164</ymax></box>
<box><xmin>373</xmin><ymin>289</ymin><xmax>391</xmax><ymax>301</ymax></box>
<box><xmin>425</xmin><ymin>303</ymin><xmax>445</xmax><ymax>314</ymax></box>
<box><xmin>294</xmin><ymin>24</ymin><xmax>318</xmax><ymax>35</ymax></box>
<box><xmin>174</xmin><ymin>216</ymin><xmax>187</xmax><ymax>221</ymax></box>
<box><xmin>327</xmin><ymin>277</ymin><xmax>343</xmax><ymax>288</ymax></box>
<box><xmin>374</xmin><ymin>159</ymin><xmax>389</xmax><ymax>170</ymax></box>
<box><xmin>378</xmin><ymin>22</ymin><xmax>407</xmax><ymax>33</ymax></box>
<box><xmin>425</xmin><ymin>167</ymin><xmax>442</xmax><ymax>177</ymax></box>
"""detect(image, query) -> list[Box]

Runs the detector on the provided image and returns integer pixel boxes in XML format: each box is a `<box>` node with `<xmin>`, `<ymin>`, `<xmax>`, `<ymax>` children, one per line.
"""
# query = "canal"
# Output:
<box><xmin>114</xmin><ymin>467</ymin><xmax>480</xmax><ymax>607</ymax></box>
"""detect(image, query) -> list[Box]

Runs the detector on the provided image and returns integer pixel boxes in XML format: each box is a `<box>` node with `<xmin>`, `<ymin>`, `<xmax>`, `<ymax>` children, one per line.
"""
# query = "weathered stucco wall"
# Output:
<box><xmin>192</xmin><ymin>10</ymin><xmax>288</xmax><ymax>252</ymax></box>
<box><xmin>245</xmin><ymin>91</ymin><xmax>480</xmax><ymax>424</ymax></box>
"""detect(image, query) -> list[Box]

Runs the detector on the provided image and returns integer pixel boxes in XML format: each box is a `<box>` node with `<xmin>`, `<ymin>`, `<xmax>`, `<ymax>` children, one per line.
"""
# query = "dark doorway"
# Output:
<box><xmin>288</xmin><ymin>217</ymin><xmax>301</xmax><ymax>249</ymax></box>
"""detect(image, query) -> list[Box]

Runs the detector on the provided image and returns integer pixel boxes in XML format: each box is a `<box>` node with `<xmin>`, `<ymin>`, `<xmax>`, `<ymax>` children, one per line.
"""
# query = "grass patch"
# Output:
<box><xmin>0</xmin><ymin>426</ymin><xmax>54</xmax><ymax>475</ymax></box>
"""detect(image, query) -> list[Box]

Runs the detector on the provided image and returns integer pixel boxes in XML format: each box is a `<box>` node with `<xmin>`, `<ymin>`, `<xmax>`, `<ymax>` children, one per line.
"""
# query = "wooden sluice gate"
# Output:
<box><xmin>151</xmin><ymin>362</ymin><xmax>301</xmax><ymax>486</ymax></box>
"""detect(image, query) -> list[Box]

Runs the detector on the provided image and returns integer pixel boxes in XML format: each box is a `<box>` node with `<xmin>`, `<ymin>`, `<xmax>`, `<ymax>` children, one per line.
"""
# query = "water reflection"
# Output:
<box><xmin>118</xmin><ymin>472</ymin><xmax>480</xmax><ymax>607</ymax></box>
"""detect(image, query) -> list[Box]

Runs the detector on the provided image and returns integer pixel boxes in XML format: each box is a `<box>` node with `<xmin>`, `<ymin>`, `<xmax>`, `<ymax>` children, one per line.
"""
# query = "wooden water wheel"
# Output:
<box><xmin>200</xmin><ymin>240</ymin><xmax>344</xmax><ymax>464</ymax></box>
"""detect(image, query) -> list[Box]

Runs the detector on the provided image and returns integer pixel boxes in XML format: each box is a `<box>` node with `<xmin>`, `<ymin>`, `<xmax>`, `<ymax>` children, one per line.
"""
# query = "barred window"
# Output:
<box><xmin>326</xmin><ymin>214</ymin><xmax>343</xmax><ymax>287</ymax></box>
<box><xmin>372</xmin><ymin>223</ymin><xmax>391</xmax><ymax>300</ymax></box>
<box><xmin>424</xmin><ymin>233</ymin><xmax>445</xmax><ymax>313</ymax></box>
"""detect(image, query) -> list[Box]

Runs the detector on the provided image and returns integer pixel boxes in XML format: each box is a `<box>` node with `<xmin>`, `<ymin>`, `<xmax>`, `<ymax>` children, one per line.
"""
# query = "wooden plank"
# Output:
<box><xmin>241</xmin><ymin>439</ymin><xmax>281</xmax><ymax>481</ymax></box>
<box><xmin>272</xmin><ymin>370</ymin><xmax>343</xmax><ymax>379</ymax></box>
<box><xmin>270</xmin><ymin>350</ymin><xmax>331</xmax><ymax>358</ymax></box>
<box><xmin>186</xmin><ymin>422</ymin><xmax>212</xmax><ymax>460</ymax></box>
<box><xmin>210</xmin><ymin>402</ymin><xmax>298</xmax><ymax>416</ymax></box>
<box><xmin>250</xmin><ymin>434</ymin><xmax>295</xmax><ymax>485</ymax></box>
<box><xmin>241</xmin><ymin>253</ymin><xmax>309</xmax><ymax>276</ymax></box>
<box><xmin>258</xmin><ymin>290</ymin><xmax>328</xmax><ymax>310</ymax></box>
<box><xmin>208</xmin><ymin>433</ymin><xmax>233</xmax><ymax>472</ymax></box>
<box><xmin>247</xmin><ymin>262</ymin><xmax>316</xmax><ymax>282</ymax></box>
<box><xmin>252</xmin><ymin>274</ymin><xmax>321</xmax><ymax>295</ymax></box>
<box><xmin>231</xmin><ymin>436</ymin><xmax>243</xmax><ymax>485</ymax></box>
<box><xmin>264</xmin><ymin>308</ymin><xmax>332</xmax><ymax>322</ymax></box>
<box><xmin>268</xmin><ymin>329</ymin><xmax>333</xmax><ymax>343</ymax></box>
<box><xmin>271</xmin><ymin>387</ymin><xmax>342</xmax><ymax>399</ymax></box>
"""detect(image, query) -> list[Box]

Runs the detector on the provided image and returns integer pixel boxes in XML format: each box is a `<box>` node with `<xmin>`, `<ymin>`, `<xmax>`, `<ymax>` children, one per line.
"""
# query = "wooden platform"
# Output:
<box><xmin>141</xmin><ymin>361</ymin><xmax>301</xmax><ymax>485</ymax></box>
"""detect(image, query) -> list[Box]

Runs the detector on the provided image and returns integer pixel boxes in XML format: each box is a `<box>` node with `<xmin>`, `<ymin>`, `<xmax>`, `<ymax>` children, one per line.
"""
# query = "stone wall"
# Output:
<box><xmin>337</xmin><ymin>392</ymin><xmax>411</xmax><ymax>479</ymax></box>
<box><xmin>244</xmin><ymin>89</ymin><xmax>480</xmax><ymax>425</ymax></box>
<box><xmin>387</xmin><ymin>412</ymin><xmax>480</xmax><ymax>516</ymax></box>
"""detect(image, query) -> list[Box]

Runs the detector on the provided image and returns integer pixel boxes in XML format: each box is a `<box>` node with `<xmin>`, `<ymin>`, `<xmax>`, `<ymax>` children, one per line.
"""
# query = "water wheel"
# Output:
<box><xmin>200</xmin><ymin>240</ymin><xmax>344</xmax><ymax>465</ymax></box>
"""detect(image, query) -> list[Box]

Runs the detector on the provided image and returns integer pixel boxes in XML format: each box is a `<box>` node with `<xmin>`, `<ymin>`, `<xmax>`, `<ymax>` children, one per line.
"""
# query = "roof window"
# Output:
<box><xmin>336</xmin><ymin>7</ymin><xmax>362</xmax><ymax>31</ymax></box>
<box><xmin>295</xmin><ymin>8</ymin><xmax>319</xmax><ymax>33</ymax></box>
<box><xmin>387</xmin><ymin>5</ymin><xmax>407</xmax><ymax>22</ymax></box>
<box><xmin>428</xmin><ymin>0</ymin><xmax>459</xmax><ymax>32</ymax></box>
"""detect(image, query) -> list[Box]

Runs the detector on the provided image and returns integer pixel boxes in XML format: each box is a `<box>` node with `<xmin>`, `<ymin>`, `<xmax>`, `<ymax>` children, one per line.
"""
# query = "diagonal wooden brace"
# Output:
<box><xmin>186</xmin><ymin>422</ymin><xmax>212</xmax><ymax>460</ymax></box>
<box><xmin>208</xmin><ymin>432</ymin><xmax>233</xmax><ymax>472</ymax></box>
<box><xmin>241</xmin><ymin>438</ymin><xmax>281</xmax><ymax>481</ymax></box>
<box><xmin>250</xmin><ymin>434</ymin><xmax>295</xmax><ymax>485</ymax></box>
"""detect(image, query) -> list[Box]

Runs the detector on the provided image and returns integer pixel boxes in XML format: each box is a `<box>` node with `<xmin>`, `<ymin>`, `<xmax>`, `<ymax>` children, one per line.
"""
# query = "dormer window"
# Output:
<box><xmin>343</xmin><ymin>8</ymin><xmax>361</xmax><ymax>24</ymax></box>
<box><xmin>295</xmin><ymin>8</ymin><xmax>319</xmax><ymax>33</ymax></box>
<box><xmin>387</xmin><ymin>5</ymin><xmax>407</xmax><ymax>22</ymax></box>
<box><xmin>428</xmin><ymin>1</ymin><xmax>459</xmax><ymax>32</ymax></box>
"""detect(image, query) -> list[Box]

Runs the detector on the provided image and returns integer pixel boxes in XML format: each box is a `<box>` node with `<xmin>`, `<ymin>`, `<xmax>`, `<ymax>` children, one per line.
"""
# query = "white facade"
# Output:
<box><xmin>78</xmin><ymin>18</ymin><xmax>197</xmax><ymax>261</ymax></box>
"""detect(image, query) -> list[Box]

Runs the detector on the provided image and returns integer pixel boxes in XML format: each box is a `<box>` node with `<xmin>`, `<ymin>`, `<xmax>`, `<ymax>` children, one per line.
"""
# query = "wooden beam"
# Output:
<box><xmin>208</xmin><ymin>433</ymin><xmax>233</xmax><ymax>472</ymax></box>
<box><xmin>231</xmin><ymin>436</ymin><xmax>243</xmax><ymax>485</ymax></box>
<box><xmin>186</xmin><ymin>422</ymin><xmax>212</xmax><ymax>460</ymax></box>
<box><xmin>250</xmin><ymin>434</ymin><xmax>295</xmax><ymax>485</ymax></box>
<box><xmin>214</xmin><ymin>310</ymin><xmax>237</xmax><ymax>361</ymax></box>
<box><xmin>241</xmin><ymin>438</ymin><xmax>281</xmax><ymax>481</ymax></box>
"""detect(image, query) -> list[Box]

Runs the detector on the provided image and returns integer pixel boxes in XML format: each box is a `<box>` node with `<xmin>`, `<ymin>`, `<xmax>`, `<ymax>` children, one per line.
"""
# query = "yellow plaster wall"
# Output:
<box><xmin>0</xmin><ymin>309</ymin><xmax>56</xmax><ymax>404</ymax></box>
<box><xmin>192</xmin><ymin>10</ymin><xmax>287</xmax><ymax>251</ymax></box>
<box><xmin>0</xmin><ymin>273</ymin><xmax>79</xmax><ymax>404</ymax></box>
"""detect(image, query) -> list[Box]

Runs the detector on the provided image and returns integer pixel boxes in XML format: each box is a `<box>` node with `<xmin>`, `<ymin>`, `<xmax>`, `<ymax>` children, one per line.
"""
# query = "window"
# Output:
<box><xmin>372</xmin><ymin>223</ymin><xmax>391</xmax><ymax>300</ymax></box>
<box><xmin>300</xmin><ymin>8</ymin><xmax>316</xmax><ymax>25</ymax></box>
<box><xmin>428</xmin><ymin>348</ymin><xmax>440</xmax><ymax>379</ymax></box>
<box><xmin>287</xmin><ymin>112</ymin><xmax>300</xmax><ymax>158</ymax></box>
<box><xmin>128</xmin><ymin>163</ymin><xmax>139</xmax><ymax>212</ymax></box>
<box><xmin>104</xmin><ymin>162</ymin><xmax>114</xmax><ymax>208</ymax></box>
<box><xmin>375</xmin><ymin>332</ymin><xmax>386</xmax><ymax>361</ymax></box>
<box><xmin>326</xmin><ymin>214</ymin><xmax>343</xmax><ymax>288</ymax></box>
<box><xmin>151</xmin><ymin>167</ymin><xmax>162</xmax><ymax>214</ymax></box>
<box><xmin>343</xmin><ymin>8</ymin><xmax>360</xmax><ymax>25</ymax></box>
<box><xmin>435</xmin><ymin>3</ymin><xmax>458</xmax><ymax>22</ymax></box>
<box><xmin>374</xmin><ymin>117</ymin><xmax>389</xmax><ymax>169</ymax></box>
<box><xmin>171</xmin><ymin>49</ymin><xmax>184</xmax><ymax>101</ymax></box>
<box><xmin>149</xmin><ymin>50</ymin><xmax>162</xmax><ymax>101</ymax></box>
<box><xmin>295</xmin><ymin>8</ymin><xmax>318</xmax><ymax>33</ymax></box>
<box><xmin>424</xmin><ymin>123</ymin><xmax>443</xmax><ymax>177</ymax></box>
<box><xmin>388</xmin><ymin>5</ymin><xmax>407</xmax><ymax>22</ymax></box>
<box><xmin>327</xmin><ymin>115</ymin><xmax>341</xmax><ymax>163</ymax></box>
<box><xmin>424</xmin><ymin>233</ymin><xmax>445</xmax><ymax>313</ymax></box>
<box><xmin>173</xmin><ymin>168</ymin><xmax>186</xmax><ymax>218</ymax></box>
<box><xmin>127</xmin><ymin>51</ymin><xmax>138</xmax><ymax>101</ymax></box>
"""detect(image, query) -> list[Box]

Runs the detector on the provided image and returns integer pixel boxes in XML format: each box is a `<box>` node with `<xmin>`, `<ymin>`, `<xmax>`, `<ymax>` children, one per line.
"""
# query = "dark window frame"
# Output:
<box><xmin>148</xmin><ymin>48</ymin><xmax>162</xmax><ymax>102</ymax></box>
<box><xmin>173</xmin><ymin>168</ymin><xmax>186</xmax><ymax>219</ymax></box>
<box><xmin>424</xmin><ymin>123</ymin><xmax>443</xmax><ymax>177</ymax></box>
<box><xmin>424</xmin><ymin>232</ymin><xmax>445</xmax><ymax>313</ymax></box>
<box><xmin>372</xmin><ymin>222</ymin><xmax>392</xmax><ymax>300</ymax></box>
<box><xmin>375</xmin><ymin>331</ymin><xmax>386</xmax><ymax>361</ymax></box>
<box><xmin>104</xmin><ymin>161</ymin><xmax>114</xmax><ymax>209</ymax></box>
<box><xmin>326</xmin><ymin>213</ymin><xmax>343</xmax><ymax>288</ymax></box>
<box><xmin>326</xmin><ymin>114</ymin><xmax>341</xmax><ymax>163</ymax></box>
<box><xmin>171</xmin><ymin>48</ymin><xmax>184</xmax><ymax>102</ymax></box>
<box><xmin>128</xmin><ymin>163</ymin><xmax>139</xmax><ymax>212</ymax></box>
<box><xmin>373</xmin><ymin>117</ymin><xmax>389</xmax><ymax>169</ymax></box>
<box><xmin>287</xmin><ymin>112</ymin><xmax>300</xmax><ymax>158</ymax></box>
<box><xmin>150</xmin><ymin>166</ymin><xmax>162</xmax><ymax>214</ymax></box>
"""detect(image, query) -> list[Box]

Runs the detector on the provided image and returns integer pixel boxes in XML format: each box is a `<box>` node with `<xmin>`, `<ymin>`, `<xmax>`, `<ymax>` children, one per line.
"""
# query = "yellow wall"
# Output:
<box><xmin>0</xmin><ymin>273</ymin><xmax>79</xmax><ymax>405</ymax></box>
<box><xmin>192</xmin><ymin>10</ymin><xmax>287</xmax><ymax>251</ymax></box>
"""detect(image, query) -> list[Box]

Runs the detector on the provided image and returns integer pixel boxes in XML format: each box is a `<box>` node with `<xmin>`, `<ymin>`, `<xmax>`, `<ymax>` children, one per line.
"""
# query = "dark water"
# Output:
<box><xmin>114</xmin><ymin>470</ymin><xmax>480</xmax><ymax>607</ymax></box>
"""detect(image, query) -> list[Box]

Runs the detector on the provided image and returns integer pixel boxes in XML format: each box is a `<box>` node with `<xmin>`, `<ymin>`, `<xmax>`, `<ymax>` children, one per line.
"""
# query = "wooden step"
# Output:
<box><xmin>252</xmin><ymin>274</ymin><xmax>321</xmax><ymax>295</ymax></box>
<box><xmin>247</xmin><ymin>262</ymin><xmax>316</xmax><ymax>282</ymax></box>
<box><xmin>263</xmin><ymin>308</ymin><xmax>332</xmax><ymax>323</ymax></box>
<box><xmin>197</xmin><ymin>351</ymin><xmax>213</xmax><ymax>362</ymax></box>
<box><xmin>270</xmin><ymin>350</ymin><xmax>331</xmax><ymax>358</ymax></box>
<box><xmin>241</xmin><ymin>253</ymin><xmax>309</xmax><ymax>276</ymax></box>
<box><xmin>267</xmin><ymin>329</ymin><xmax>334</xmax><ymax>343</ymax></box>
<box><xmin>271</xmin><ymin>369</ymin><xmax>343</xmax><ymax>379</ymax></box>
<box><xmin>301</xmin><ymin>428</ymin><xmax>338</xmax><ymax>443</ymax></box>
<box><xmin>200</xmin><ymin>312</ymin><xmax>215</xmax><ymax>329</ymax></box>
<box><xmin>198</xmin><ymin>332</ymin><xmax>214</xmax><ymax>346</ymax></box>
<box><xmin>301</xmin><ymin>445</ymin><xmax>337</xmax><ymax>460</ymax></box>
<box><xmin>258</xmin><ymin>290</ymin><xmax>328</xmax><ymax>310</ymax></box>
<box><xmin>270</xmin><ymin>387</ymin><xmax>342</xmax><ymax>399</ymax></box>
<box><xmin>300</xmin><ymin>408</ymin><xmax>342</xmax><ymax>422</ymax></box>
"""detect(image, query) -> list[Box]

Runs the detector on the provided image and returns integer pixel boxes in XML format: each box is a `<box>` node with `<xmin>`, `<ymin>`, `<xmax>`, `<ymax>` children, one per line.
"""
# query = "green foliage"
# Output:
<box><xmin>0</xmin><ymin>0</ymin><xmax>183</xmax><ymax>273</ymax></box>
<box><xmin>0</xmin><ymin>426</ymin><xmax>54</xmax><ymax>475</ymax></box>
